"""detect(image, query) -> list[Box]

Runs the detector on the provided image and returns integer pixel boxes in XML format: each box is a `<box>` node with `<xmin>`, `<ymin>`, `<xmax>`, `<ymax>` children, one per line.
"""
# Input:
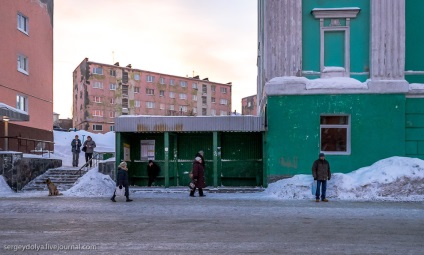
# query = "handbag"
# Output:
<box><xmin>115</xmin><ymin>186</ymin><xmax>125</xmax><ymax>196</ymax></box>
<box><xmin>189</xmin><ymin>181</ymin><xmax>195</xmax><ymax>190</ymax></box>
<box><xmin>82</xmin><ymin>146</ymin><xmax>87</xmax><ymax>152</ymax></box>
<box><xmin>311</xmin><ymin>180</ymin><xmax>317</xmax><ymax>195</ymax></box>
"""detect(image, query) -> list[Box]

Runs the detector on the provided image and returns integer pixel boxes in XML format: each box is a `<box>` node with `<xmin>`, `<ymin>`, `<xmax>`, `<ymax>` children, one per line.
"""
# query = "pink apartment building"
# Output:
<box><xmin>241</xmin><ymin>95</ymin><xmax>257</xmax><ymax>115</ymax></box>
<box><xmin>0</xmin><ymin>0</ymin><xmax>54</xmax><ymax>150</ymax></box>
<box><xmin>73</xmin><ymin>58</ymin><xmax>232</xmax><ymax>133</ymax></box>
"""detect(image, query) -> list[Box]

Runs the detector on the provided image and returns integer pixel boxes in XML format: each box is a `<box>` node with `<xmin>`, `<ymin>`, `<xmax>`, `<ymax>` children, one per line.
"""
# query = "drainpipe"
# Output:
<box><xmin>3</xmin><ymin>117</ymin><xmax>9</xmax><ymax>151</ymax></box>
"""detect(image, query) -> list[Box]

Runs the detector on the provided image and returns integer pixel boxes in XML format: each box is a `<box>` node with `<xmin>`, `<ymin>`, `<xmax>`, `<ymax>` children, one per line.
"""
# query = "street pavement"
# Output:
<box><xmin>0</xmin><ymin>193</ymin><xmax>423</xmax><ymax>255</ymax></box>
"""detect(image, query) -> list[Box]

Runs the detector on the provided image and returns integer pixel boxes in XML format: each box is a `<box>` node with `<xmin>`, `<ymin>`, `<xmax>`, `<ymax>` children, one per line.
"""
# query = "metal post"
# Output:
<box><xmin>164</xmin><ymin>132</ymin><xmax>169</xmax><ymax>188</ymax></box>
<box><xmin>4</xmin><ymin>118</ymin><xmax>9</xmax><ymax>151</ymax></box>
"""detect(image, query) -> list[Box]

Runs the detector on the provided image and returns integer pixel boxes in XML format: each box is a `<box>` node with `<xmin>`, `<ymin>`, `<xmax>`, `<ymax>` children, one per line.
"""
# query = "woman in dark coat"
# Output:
<box><xmin>147</xmin><ymin>160</ymin><xmax>160</xmax><ymax>187</ymax></box>
<box><xmin>189</xmin><ymin>156</ymin><xmax>206</xmax><ymax>197</ymax></box>
<box><xmin>111</xmin><ymin>161</ymin><xmax>132</xmax><ymax>202</ymax></box>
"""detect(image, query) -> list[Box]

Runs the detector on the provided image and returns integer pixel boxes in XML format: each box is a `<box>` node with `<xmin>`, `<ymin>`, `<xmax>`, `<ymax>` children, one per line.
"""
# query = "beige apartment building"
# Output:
<box><xmin>73</xmin><ymin>58</ymin><xmax>232</xmax><ymax>133</ymax></box>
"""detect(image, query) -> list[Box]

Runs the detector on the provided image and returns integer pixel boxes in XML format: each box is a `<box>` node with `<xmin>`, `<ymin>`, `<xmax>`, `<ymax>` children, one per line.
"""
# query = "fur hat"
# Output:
<box><xmin>195</xmin><ymin>156</ymin><xmax>202</xmax><ymax>162</ymax></box>
<box><xmin>119</xmin><ymin>161</ymin><xmax>127</xmax><ymax>169</ymax></box>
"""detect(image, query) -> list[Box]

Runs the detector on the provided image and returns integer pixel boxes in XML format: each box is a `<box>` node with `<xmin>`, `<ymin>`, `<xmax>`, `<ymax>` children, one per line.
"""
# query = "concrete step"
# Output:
<box><xmin>21</xmin><ymin>167</ymin><xmax>87</xmax><ymax>192</ymax></box>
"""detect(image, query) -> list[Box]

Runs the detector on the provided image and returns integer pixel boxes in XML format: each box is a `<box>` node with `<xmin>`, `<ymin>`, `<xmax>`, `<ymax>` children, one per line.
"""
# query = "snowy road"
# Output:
<box><xmin>0</xmin><ymin>194</ymin><xmax>423</xmax><ymax>255</ymax></box>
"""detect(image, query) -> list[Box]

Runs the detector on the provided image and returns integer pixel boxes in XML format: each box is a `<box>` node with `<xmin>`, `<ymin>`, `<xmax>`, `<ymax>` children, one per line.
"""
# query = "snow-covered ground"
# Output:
<box><xmin>1</xmin><ymin>131</ymin><xmax>423</xmax><ymax>201</ymax></box>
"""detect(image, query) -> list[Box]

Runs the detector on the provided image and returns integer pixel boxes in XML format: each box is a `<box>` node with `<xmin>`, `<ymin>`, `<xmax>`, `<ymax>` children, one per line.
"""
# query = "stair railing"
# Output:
<box><xmin>77</xmin><ymin>152</ymin><xmax>114</xmax><ymax>176</ymax></box>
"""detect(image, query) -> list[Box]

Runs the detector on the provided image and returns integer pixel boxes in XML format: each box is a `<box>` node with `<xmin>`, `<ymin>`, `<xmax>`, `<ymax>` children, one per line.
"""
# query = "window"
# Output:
<box><xmin>202</xmin><ymin>84</ymin><xmax>207</xmax><ymax>94</ymax></box>
<box><xmin>211</xmin><ymin>97</ymin><xmax>216</xmax><ymax>103</ymax></box>
<box><xmin>169</xmin><ymin>79</ymin><xmax>175</xmax><ymax>86</ymax></box>
<box><xmin>140</xmin><ymin>140</ymin><xmax>155</xmax><ymax>160</ymax></box>
<box><xmin>192</xmin><ymin>95</ymin><xmax>197</xmax><ymax>101</ymax></box>
<box><xmin>134</xmin><ymin>73</ymin><xmax>140</xmax><ymax>80</ymax></box>
<box><xmin>109</xmin><ymin>83</ymin><xmax>117</xmax><ymax>90</ymax></box>
<box><xmin>211</xmin><ymin>85</ymin><xmax>216</xmax><ymax>92</ymax></box>
<box><xmin>220</xmin><ymin>110</ymin><xmax>227</xmax><ymax>116</ymax></box>
<box><xmin>93</xmin><ymin>67</ymin><xmax>103</xmax><ymax>75</ymax></box>
<box><xmin>202</xmin><ymin>96</ymin><xmax>207</xmax><ymax>105</ymax></box>
<box><xmin>220</xmin><ymin>87</ymin><xmax>227</xmax><ymax>94</ymax></box>
<box><xmin>202</xmin><ymin>108</ymin><xmax>207</xmax><ymax>115</ymax></box>
<box><xmin>169</xmin><ymin>92</ymin><xmax>175</xmax><ymax>98</ymax></box>
<box><xmin>247</xmin><ymin>102</ymin><xmax>252</xmax><ymax>107</ymax></box>
<box><xmin>17</xmin><ymin>54</ymin><xmax>28</xmax><ymax>74</ymax></box>
<box><xmin>17</xmin><ymin>13</ymin><xmax>28</xmax><ymax>34</ymax></box>
<box><xmin>110</xmin><ymin>70</ymin><xmax>116</xmax><ymax>76</ymax></box>
<box><xmin>159</xmin><ymin>90</ymin><xmax>165</xmax><ymax>97</ymax></box>
<box><xmin>16</xmin><ymin>95</ymin><xmax>28</xmax><ymax>112</ymax></box>
<box><xmin>160</xmin><ymin>77</ymin><xmax>165</xmax><ymax>84</ymax></box>
<box><xmin>179</xmin><ymin>93</ymin><xmax>187</xmax><ymax>100</ymax></box>
<box><xmin>160</xmin><ymin>103</ymin><xmax>165</xmax><ymax>110</ymax></box>
<box><xmin>123</xmin><ymin>71</ymin><xmax>129</xmax><ymax>84</ymax></box>
<box><xmin>110</xmin><ymin>126</ymin><xmax>115</xmax><ymax>132</ymax></box>
<box><xmin>146</xmin><ymin>102</ymin><xmax>155</xmax><ymax>109</ymax></box>
<box><xmin>134</xmin><ymin>87</ymin><xmax>140</xmax><ymax>93</ymax></box>
<box><xmin>211</xmin><ymin>109</ymin><xmax>216</xmax><ymax>116</ymax></box>
<box><xmin>109</xmin><ymin>111</ymin><xmax>116</xmax><ymax>118</ymax></box>
<box><xmin>147</xmin><ymin>75</ymin><xmax>155</xmax><ymax>83</ymax></box>
<box><xmin>146</xmin><ymin>88</ymin><xmax>154</xmax><ymax>95</ymax></box>
<box><xmin>94</xmin><ymin>96</ymin><xmax>102</xmax><ymax>103</ymax></box>
<box><xmin>93</xmin><ymin>124</ymin><xmax>103</xmax><ymax>131</ymax></box>
<box><xmin>193</xmin><ymin>108</ymin><xmax>197</xmax><ymax>114</ymax></box>
<box><xmin>192</xmin><ymin>83</ymin><xmax>198</xmax><ymax>89</ymax></box>
<box><xmin>93</xmin><ymin>110</ymin><xmax>103</xmax><ymax>117</ymax></box>
<box><xmin>93</xmin><ymin>81</ymin><xmax>103</xmax><ymax>89</ymax></box>
<box><xmin>220</xmin><ymin>99</ymin><xmax>228</xmax><ymax>105</ymax></box>
<box><xmin>320</xmin><ymin>115</ymin><xmax>350</xmax><ymax>154</ymax></box>
<box><xmin>110</xmin><ymin>98</ymin><xmax>115</xmax><ymax>104</ymax></box>
<box><xmin>135</xmin><ymin>100</ymin><xmax>141</xmax><ymax>108</ymax></box>
<box><xmin>181</xmin><ymin>106</ymin><xmax>187</xmax><ymax>112</ymax></box>
<box><xmin>122</xmin><ymin>85</ymin><xmax>128</xmax><ymax>96</ymax></box>
<box><xmin>122</xmin><ymin>98</ymin><xmax>129</xmax><ymax>108</ymax></box>
<box><xmin>170</xmin><ymin>105</ymin><xmax>175</xmax><ymax>111</ymax></box>
<box><xmin>180</xmin><ymin>81</ymin><xmax>187</xmax><ymax>87</ymax></box>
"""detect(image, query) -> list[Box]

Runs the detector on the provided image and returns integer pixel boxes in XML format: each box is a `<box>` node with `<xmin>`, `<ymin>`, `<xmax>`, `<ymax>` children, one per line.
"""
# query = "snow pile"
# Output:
<box><xmin>409</xmin><ymin>83</ymin><xmax>424</xmax><ymax>90</ymax></box>
<box><xmin>306</xmin><ymin>77</ymin><xmax>368</xmax><ymax>90</ymax></box>
<box><xmin>264</xmin><ymin>157</ymin><xmax>424</xmax><ymax>201</ymax></box>
<box><xmin>63</xmin><ymin>168</ymin><xmax>116</xmax><ymax>197</ymax></box>
<box><xmin>0</xmin><ymin>175</ymin><xmax>14</xmax><ymax>195</ymax></box>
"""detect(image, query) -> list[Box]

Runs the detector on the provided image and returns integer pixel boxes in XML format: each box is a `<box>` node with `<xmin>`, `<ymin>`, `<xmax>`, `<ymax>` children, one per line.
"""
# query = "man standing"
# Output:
<box><xmin>83</xmin><ymin>136</ymin><xmax>96</xmax><ymax>168</ymax></box>
<box><xmin>312</xmin><ymin>152</ymin><xmax>331</xmax><ymax>202</ymax></box>
<box><xmin>71</xmin><ymin>135</ymin><xmax>81</xmax><ymax>167</ymax></box>
<box><xmin>147</xmin><ymin>160</ymin><xmax>160</xmax><ymax>187</ymax></box>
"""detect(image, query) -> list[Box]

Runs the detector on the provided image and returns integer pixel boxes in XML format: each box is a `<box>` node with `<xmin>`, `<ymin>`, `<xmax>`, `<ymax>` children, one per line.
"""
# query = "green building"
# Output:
<box><xmin>258</xmin><ymin>0</ymin><xmax>424</xmax><ymax>182</ymax></box>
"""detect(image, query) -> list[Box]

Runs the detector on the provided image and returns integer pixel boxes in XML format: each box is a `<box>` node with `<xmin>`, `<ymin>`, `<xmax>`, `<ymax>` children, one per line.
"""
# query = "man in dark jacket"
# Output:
<box><xmin>83</xmin><ymin>136</ymin><xmax>96</xmax><ymax>168</ymax></box>
<box><xmin>312</xmin><ymin>152</ymin><xmax>331</xmax><ymax>202</ymax></box>
<box><xmin>147</xmin><ymin>160</ymin><xmax>160</xmax><ymax>187</ymax></box>
<box><xmin>111</xmin><ymin>161</ymin><xmax>132</xmax><ymax>202</ymax></box>
<box><xmin>71</xmin><ymin>135</ymin><xmax>81</xmax><ymax>167</ymax></box>
<box><xmin>189</xmin><ymin>156</ymin><xmax>206</xmax><ymax>197</ymax></box>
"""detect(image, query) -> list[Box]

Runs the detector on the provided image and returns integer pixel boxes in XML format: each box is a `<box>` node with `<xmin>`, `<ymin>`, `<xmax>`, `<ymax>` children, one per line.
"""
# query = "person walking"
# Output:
<box><xmin>312</xmin><ymin>152</ymin><xmax>331</xmax><ymax>202</ymax></box>
<box><xmin>195</xmin><ymin>150</ymin><xmax>205</xmax><ymax>168</ymax></box>
<box><xmin>189</xmin><ymin>156</ymin><xmax>206</xmax><ymax>197</ymax></box>
<box><xmin>83</xmin><ymin>136</ymin><xmax>96</xmax><ymax>168</ymax></box>
<box><xmin>147</xmin><ymin>160</ymin><xmax>160</xmax><ymax>187</ymax></box>
<box><xmin>111</xmin><ymin>161</ymin><xmax>133</xmax><ymax>202</ymax></box>
<box><xmin>71</xmin><ymin>135</ymin><xmax>82</xmax><ymax>167</ymax></box>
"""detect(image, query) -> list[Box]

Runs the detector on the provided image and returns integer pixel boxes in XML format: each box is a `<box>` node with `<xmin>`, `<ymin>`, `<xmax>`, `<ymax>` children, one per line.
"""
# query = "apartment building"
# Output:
<box><xmin>73</xmin><ymin>58</ymin><xmax>232</xmax><ymax>133</ymax></box>
<box><xmin>241</xmin><ymin>95</ymin><xmax>257</xmax><ymax>115</ymax></box>
<box><xmin>0</xmin><ymin>0</ymin><xmax>54</xmax><ymax>149</ymax></box>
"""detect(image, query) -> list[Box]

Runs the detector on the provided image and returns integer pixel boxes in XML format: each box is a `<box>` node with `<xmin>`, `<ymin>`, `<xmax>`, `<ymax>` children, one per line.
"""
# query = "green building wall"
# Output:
<box><xmin>265</xmin><ymin>94</ymin><xmax>406</xmax><ymax>178</ymax></box>
<box><xmin>302</xmin><ymin>0</ymin><xmax>370</xmax><ymax>81</ymax></box>
<box><xmin>405</xmin><ymin>0</ymin><xmax>424</xmax><ymax>83</ymax></box>
<box><xmin>406</xmin><ymin>98</ymin><xmax>424</xmax><ymax>160</ymax></box>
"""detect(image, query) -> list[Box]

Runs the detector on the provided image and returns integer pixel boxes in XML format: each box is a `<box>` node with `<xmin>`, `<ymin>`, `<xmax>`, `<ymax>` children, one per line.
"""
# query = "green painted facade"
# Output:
<box><xmin>302</xmin><ymin>0</ymin><xmax>370</xmax><ymax>81</ymax></box>
<box><xmin>405</xmin><ymin>0</ymin><xmax>424</xmax><ymax>83</ymax></box>
<box><xmin>265</xmin><ymin>94</ymin><xmax>406</xmax><ymax>177</ymax></box>
<box><xmin>405</xmin><ymin>98</ymin><xmax>424</xmax><ymax>160</ymax></box>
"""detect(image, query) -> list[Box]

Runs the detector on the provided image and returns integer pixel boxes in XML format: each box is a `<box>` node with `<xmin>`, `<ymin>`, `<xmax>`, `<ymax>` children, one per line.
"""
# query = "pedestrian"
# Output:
<box><xmin>189</xmin><ymin>156</ymin><xmax>206</xmax><ymax>197</ymax></box>
<box><xmin>111</xmin><ymin>161</ymin><xmax>133</xmax><ymax>202</ymax></box>
<box><xmin>195</xmin><ymin>150</ymin><xmax>205</xmax><ymax>168</ymax></box>
<box><xmin>83</xmin><ymin>136</ymin><xmax>96</xmax><ymax>167</ymax></box>
<box><xmin>71</xmin><ymin>135</ymin><xmax>81</xmax><ymax>167</ymax></box>
<box><xmin>312</xmin><ymin>152</ymin><xmax>331</xmax><ymax>202</ymax></box>
<box><xmin>147</xmin><ymin>160</ymin><xmax>160</xmax><ymax>187</ymax></box>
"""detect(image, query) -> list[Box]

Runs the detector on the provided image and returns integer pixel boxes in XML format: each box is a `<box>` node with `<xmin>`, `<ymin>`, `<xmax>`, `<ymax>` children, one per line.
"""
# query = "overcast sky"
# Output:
<box><xmin>54</xmin><ymin>0</ymin><xmax>258</xmax><ymax>118</ymax></box>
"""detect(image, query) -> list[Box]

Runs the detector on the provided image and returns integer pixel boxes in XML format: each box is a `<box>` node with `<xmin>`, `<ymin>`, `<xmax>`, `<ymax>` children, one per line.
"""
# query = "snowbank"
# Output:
<box><xmin>264</xmin><ymin>157</ymin><xmax>424</xmax><ymax>201</ymax></box>
<box><xmin>0</xmin><ymin>175</ymin><xmax>14</xmax><ymax>195</ymax></box>
<box><xmin>63</xmin><ymin>168</ymin><xmax>116</xmax><ymax>197</ymax></box>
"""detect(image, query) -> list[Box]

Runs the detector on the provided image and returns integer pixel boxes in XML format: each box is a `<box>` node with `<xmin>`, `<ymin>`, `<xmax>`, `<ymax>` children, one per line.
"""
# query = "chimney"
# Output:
<box><xmin>126</xmin><ymin>64</ymin><xmax>132</xmax><ymax>68</ymax></box>
<box><xmin>202</xmin><ymin>78</ymin><xmax>209</xmax><ymax>81</ymax></box>
<box><xmin>226</xmin><ymin>82</ymin><xmax>232</xmax><ymax>85</ymax></box>
<box><xmin>114</xmin><ymin>62</ymin><xmax>120</xmax><ymax>66</ymax></box>
<box><xmin>193</xmin><ymin>75</ymin><xmax>200</xmax><ymax>79</ymax></box>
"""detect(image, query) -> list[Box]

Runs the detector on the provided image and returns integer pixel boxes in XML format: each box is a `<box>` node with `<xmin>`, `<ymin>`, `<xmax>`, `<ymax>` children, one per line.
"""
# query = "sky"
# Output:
<box><xmin>53</xmin><ymin>0</ymin><xmax>258</xmax><ymax>119</ymax></box>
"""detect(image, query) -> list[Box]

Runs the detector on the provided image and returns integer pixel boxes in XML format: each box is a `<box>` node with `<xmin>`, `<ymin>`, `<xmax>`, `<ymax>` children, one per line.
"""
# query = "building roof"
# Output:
<box><xmin>0</xmin><ymin>103</ymin><xmax>29</xmax><ymax>121</ymax></box>
<box><xmin>115</xmin><ymin>115</ymin><xmax>265</xmax><ymax>133</ymax></box>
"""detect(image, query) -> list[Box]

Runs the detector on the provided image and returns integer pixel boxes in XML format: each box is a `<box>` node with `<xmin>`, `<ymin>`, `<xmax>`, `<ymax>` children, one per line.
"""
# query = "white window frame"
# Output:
<box><xmin>193</xmin><ymin>108</ymin><xmax>197</xmax><ymax>114</ymax></box>
<box><xmin>220</xmin><ymin>87</ymin><xmax>227</xmax><ymax>94</ymax></box>
<box><xmin>93</xmin><ymin>81</ymin><xmax>103</xmax><ymax>89</ymax></box>
<box><xmin>192</xmin><ymin>95</ymin><xmax>197</xmax><ymax>101</ymax></box>
<box><xmin>109</xmin><ymin>111</ymin><xmax>116</xmax><ymax>118</ymax></box>
<box><xmin>110</xmin><ymin>126</ymin><xmax>115</xmax><ymax>131</ymax></box>
<box><xmin>220</xmin><ymin>99</ymin><xmax>228</xmax><ymax>105</ymax></box>
<box><xmin>110</xmin><ymin>98</ymin><xmax>115</xmax><ymax>104</ymax></box>
<box><xmin>135</xmin><ymin>100</ymin><xmax>141</xmax><ymax>108</ymax></box>
<box><xmin>170</xmin><ymin>105</ymin><xmax>175</xmax><ymax>111</ymax></box>
<box><xmin>320</xmin><ymin>115</ymin><xmax>351</xmax><ymax>155</ymax></box>
<box><xmin>160</xmin><ymin>103</ymin><xmax>165</xmax><ymax>110</ymax></box>
<box><xmin>94</xmin><ymin>96</ymin><xmax>102</xmax><ymax>103</ymax></box>
<box><xmin>109</xmin><ymin>83</ymin><xmax>117</xmax><ymax>90</ymax></box>
<box><xmin>211</xmin><ymin>109</ymin><xmax>216</xmax><ymax>116</ymax></box>
<box><xmin>110</xmin><ymin>69</ymin><xmax>116</xmax><ymax>76</ymax></box>
<box><xmin>93</xmin><ymin>67</ymin><xmax>103</xmax><ymax>75</ymax></box>
<box><xmin>16</xmin><ymin>95</ymin><xmax>28</xmax><ymax>112</ymax></box>
<box><xmin>147</xmin><ymin>75</ymin><xmax>155</xmax><ymax>83</ymax></box>
<box><xmin>146</xmin><ymin>88</ymin><xmax>154</xmax><ymax>95</ymax></box>
<box><xmin>93</xmin><ymin>110</ymin><xmax>103</xmax><ymax>117</ymax></box>
<box><xmin>93</xmin><ymin>124</ymin><xmax>103</xmax><ymax>131</ymax></box>
<box><xmin>159</xmin><ymin>90</ymin><xmax>165</xmax><ymax>97</ymax></box>
<box><xmin>169</xmin><ymin>92</ymin><xmax>175</xmax><ymax>99</ymax></box>
<box><xmin>17</xmin><ymin>54</ymin><xmax>29</xmax><ymax>75</ymax></box>
<box><xmin>180</xmin><ymin>81</ymin><xmax>187</xmax><ymax>87</ymax></box>
<box><xmin>134</xmin><ymin>73</ymin><xmax>140</xmax><ymax>81</ymax></box>
<box><xmin>179</xmin><ymin>93</ymin><xmax>187</xmax><ymax>100</ymax></box>
<box><xmin>192</xmin><ymin>83</ymin><xmax>198</xmax><ymax>89</ymax></box>
<box><xmin>169</xmin><ymin>79</ymin><xmax>175</xmax><ymax>86</ymax></box>
<box><xmin>146</xmin><ymin>102</ymin><xmax>155</xmax><ymax>109</ymax></box>
<box><xmin>181</xmin><ymin>106</ymin><xmax>187</xmax><ymax>112</ymax></box>
<box><xmin>220</xmin><ymin>110</ymin><xmax>227</xmax><ymax>116</ymax></box>
<box><xmin>160</xmin><ymin>77</ymin><xmax>165</xmax><ymax>84</ymax></box>
<box><xmin>134</xmin><ymin>87</ymin><xmax>140</xmax><ymax>94</ymax></box>
<box><xmin>17</xmin><ymin>13</ymin><xmax>29</xmax><ymax>34</ymax></box>
<box><xmin>211</xmin><ymin>97</ymin><xmax>216</xmax><ymax>104</ymax></box>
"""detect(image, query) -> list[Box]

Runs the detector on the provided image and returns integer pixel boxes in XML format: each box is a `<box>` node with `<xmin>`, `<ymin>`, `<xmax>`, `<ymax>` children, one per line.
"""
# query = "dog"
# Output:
<box><xmin>43</xmin><ymin>178</ymin><xmax>61</xmax><ymax>196</ymax></box>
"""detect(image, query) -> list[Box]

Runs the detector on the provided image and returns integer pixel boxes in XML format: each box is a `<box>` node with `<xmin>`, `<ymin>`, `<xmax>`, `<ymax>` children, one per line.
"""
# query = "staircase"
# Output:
<box><xmin>21</xmin><ymin>167</ymin><xmax>86</xmax><ymax>192</ymax></box>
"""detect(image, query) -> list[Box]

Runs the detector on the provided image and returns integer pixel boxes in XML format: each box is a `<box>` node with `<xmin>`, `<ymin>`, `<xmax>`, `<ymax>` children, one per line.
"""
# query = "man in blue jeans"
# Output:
<box><xmin>312</xmin><ymin>152</ymin><xmax>331</xmax><ymax>202</ymax></box>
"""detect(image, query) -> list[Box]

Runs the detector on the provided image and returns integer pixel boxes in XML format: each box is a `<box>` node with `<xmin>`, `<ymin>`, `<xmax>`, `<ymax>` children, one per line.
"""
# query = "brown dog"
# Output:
<box><xmin>44</xmin><ymin>178</ymin><xmax>61</xmax><ymax>196</ymax></box>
